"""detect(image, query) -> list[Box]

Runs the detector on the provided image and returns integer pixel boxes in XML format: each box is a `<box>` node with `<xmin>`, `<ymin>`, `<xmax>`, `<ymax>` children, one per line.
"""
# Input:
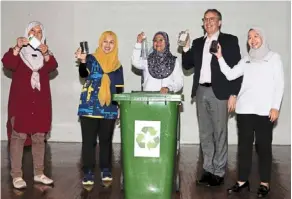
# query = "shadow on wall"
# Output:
<box><xmin>2</xmin><ymin>68</ymin><xmax>12</xmax><ymax>78</ymax></box>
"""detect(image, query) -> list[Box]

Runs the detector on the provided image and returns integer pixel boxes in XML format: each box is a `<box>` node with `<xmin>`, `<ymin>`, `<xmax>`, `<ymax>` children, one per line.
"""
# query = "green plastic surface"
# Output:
<box><xmin>113</xmin><ymin>92</ymin><xmax>183</xmax><ymax>199</ymax></box>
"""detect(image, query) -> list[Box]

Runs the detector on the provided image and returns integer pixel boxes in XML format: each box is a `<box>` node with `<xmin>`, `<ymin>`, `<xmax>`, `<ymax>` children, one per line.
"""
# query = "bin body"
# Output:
<box><xmin>113</xmin><ymin>93</ymin><xmax>182</xmax><ymax>199</ymax></box>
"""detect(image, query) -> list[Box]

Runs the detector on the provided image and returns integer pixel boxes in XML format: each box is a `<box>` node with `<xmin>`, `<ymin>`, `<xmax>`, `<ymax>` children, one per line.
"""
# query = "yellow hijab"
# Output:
<box><xmin>93</xmin><ymin>31</ymin><xmax>121</xmax><ymax>106</ymax></box>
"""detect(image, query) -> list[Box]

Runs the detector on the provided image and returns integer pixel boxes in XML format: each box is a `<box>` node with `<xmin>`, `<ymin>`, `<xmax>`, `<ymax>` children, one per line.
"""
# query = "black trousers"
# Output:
<box><xmin>237</xmin><ymin>114</ymin><xmax>274</xmax><ymax>183</ymax></box>
<box><xmin>80</xmin><ymin>116</ymin><xmax>116</xmax><ymax>173</ymax></box>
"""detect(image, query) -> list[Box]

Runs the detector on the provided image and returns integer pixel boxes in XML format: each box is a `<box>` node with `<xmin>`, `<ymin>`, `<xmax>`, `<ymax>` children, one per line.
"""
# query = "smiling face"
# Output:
<box><xmin>248</xmin><ymin>29</ymin><xmax>263</xmax><ymax>49</ymax></box>
<box><xmin>153</xmin><ymin>34</ymin><xmax>166</xmax><ymax>52</ymax></box>
<box><xmin>27</xmin><ymin>25</ymin><xmax>43</xmax><ymax>41</ymax></box>
<box><xmin>101</xmin><ymin>34</ymin><xmax>115</xmax><ymax>54</ymax></box>
<box><xmin>203</xmin><ymin>11</ymin><xmax>221</xmax><ymax>36</ymax></box>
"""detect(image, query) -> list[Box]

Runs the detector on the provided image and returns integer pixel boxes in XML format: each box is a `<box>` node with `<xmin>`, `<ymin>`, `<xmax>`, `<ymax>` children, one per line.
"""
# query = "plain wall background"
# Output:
<box><xmin>1</xmin><ymin>1</ymin><xmax>291</xmax><ymax>144</ymax></box>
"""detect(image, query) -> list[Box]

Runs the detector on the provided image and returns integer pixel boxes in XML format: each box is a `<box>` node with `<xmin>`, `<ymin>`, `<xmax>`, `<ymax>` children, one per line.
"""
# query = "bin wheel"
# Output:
<box><xmin>175</xmin><ymin>172</ymin><xmax>180</xmax><ymax>192</ymax></box>
<box><xmin>120</xmin><ymin>173</ymin><xmax>124</xmax><ymax>190</ymax></box>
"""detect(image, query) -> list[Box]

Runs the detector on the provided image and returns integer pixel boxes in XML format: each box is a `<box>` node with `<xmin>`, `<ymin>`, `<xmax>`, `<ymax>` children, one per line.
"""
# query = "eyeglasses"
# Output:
<box><xmin>202</xmin><ymin>17</ymin><xmax>218</xmax><ymax>23</ymax></box>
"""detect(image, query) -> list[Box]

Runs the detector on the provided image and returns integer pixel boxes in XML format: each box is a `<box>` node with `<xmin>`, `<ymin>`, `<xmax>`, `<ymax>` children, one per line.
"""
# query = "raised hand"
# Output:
<box><xmin>75</xmin><ymin>47</ymin><xmax>86</xmax><ymax>63</ymax></box>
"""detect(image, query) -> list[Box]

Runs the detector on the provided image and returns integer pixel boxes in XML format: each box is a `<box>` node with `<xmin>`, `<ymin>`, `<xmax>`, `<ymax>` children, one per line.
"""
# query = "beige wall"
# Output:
<box><xmin>1</xmin><ymin>1</ymin><xmax>290</xmax><ymax>144</ymax></box>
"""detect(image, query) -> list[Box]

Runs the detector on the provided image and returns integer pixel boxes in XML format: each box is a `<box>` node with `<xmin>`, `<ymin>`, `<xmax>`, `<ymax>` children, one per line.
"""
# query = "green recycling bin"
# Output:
<box><xmin>113</xmin><ymin>92</ymin><xmax>183</xmax><ymax>199</ymax></box>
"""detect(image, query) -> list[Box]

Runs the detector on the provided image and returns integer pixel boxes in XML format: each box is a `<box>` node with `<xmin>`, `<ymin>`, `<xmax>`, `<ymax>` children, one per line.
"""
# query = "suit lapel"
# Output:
<box><xmin>217</xmin><ymin>32</ymin><xmax>223</xmax><ymax>43</ymax></box>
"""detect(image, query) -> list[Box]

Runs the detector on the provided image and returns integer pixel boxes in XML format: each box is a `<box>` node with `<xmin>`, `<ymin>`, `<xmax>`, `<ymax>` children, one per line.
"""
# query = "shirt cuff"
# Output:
<box><xmin>272</xmin><ymin>102</ymin><xmax>281</xmax><ymax>111</ymax></box>
<box><xmin>218</xmin><ymin>56</ymin><xmax>226</xmax><ymax>65</ymax></box>
<box><xmin>183</xmin><ymin>47</ymin><xmax>190</xmax><ymax>52</ymax></box>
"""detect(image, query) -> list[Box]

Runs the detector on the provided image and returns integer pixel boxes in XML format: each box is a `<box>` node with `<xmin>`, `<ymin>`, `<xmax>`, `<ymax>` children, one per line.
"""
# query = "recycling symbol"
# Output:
<box><xmin>136</xmin><ymin>126</ymin><xmax>160</xmax><ymax>150</ymax></box>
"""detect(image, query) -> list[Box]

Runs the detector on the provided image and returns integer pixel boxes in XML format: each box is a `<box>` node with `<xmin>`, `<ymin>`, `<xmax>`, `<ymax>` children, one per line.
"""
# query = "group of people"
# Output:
<box><xmin>181</xmin><ymin>9</ymin><xmax>284</xmax><ymax>198</ymax></box>
<box><xmin>2</xmin><ymin>8</ymin><xmax>284</xmax><ymax>198</ymax></box>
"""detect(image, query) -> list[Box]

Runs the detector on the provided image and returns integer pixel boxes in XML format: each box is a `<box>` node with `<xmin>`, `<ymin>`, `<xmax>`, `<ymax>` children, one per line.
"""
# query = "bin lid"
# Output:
<box><xmin>113</xmin><ymin>92</ymin><xmax>183</xmax><ymax>102</ymax></box>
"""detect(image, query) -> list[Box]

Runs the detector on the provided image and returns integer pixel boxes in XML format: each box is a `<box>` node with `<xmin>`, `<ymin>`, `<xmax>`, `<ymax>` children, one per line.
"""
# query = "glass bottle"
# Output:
<box><xmin>141</xmin><ymin>34</ymin><xmax>149</xmax><ymax>60</ymax></box>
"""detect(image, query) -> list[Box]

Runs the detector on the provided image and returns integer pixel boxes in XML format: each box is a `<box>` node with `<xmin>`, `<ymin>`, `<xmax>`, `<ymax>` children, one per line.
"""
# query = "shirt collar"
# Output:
<box><xmin>204</xmin><ymin>30</ymin><xmax>220</xmax><ymax>40</ymax></box>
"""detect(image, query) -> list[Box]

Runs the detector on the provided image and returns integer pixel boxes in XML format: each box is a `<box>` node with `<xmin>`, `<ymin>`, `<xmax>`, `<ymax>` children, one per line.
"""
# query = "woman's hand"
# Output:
<box><xmin>13</xmin><ymin>37</ymin><xmax>29</xmax><ymax>55</ymax></box>
<box><xmin>137</xmin><ymin>32</ymin><xmax>145</xmax><ymax>43</ymax></box>
<box><xmin>228</xmin><ymin>95</ymin><xmax>237</xmax><ymax>113</ymax></box>
<box><xmin>39</xmin><ymin>44</ymin><xmax>49</xmax><ymax>55</ymax></box>
<box><xmin>269</xmin><ymin>108</ymin><xmax>279</xmax><ymax>122</ymax></box>
<box><xmin>39</xmin><ymin>44</ymin><xmax>51</xmax><ymax>62</ymax></box>
<box><xmin>75</xmin><ymin>47</ymin><xmax>86</xmax><ymax>63</ymax></box>
<box><xmin>16</xmin><ymin>37</ymin><xmax>29</xmax><ymax>48</ymax></box>
<box><xmin>160</xmin><ymin>87</ymin><xmax>169</xmax><ymax>94</ymax></box>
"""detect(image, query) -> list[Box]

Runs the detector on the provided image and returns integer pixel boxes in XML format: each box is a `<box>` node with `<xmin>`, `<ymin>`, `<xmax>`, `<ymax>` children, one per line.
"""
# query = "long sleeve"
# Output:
<box><xmin>131</xmin><ymin>43</ymin><xmax>145</xmax><ymax>70</ymax></box>
<box><xmin>115</xmin><ymin>66</ymin><xmax>124</xmax><ymax>94</ymax></box>
<box><xmin>44</xmin><ymin>55</ymin><xmax>58</xmax><ymax>73</ymax></box>
<box><xmin>162</xmin><ymin>59</ymin><xmax>184</xmax><ymax>93</ymax></box>
<box><xmin>181</xmin><ymin>40</ymin><xmax>196</xmax><ymax>70</ymax></box>
<box><xmin>79</xmin><ymin>62</ymin><xmax>89</xmax><ymax>78</ymax></box>
<box><xmin>224</xmin><ymin>36</ymin><xmax>242</xmax><ymax>96</ymax></box>
<box><xmin>79</xmin><ymin>54</ymin><xmax>93</xmax><ymax>78</ymax></box>
<box><xmin>218</xmin><ymin>57</ymin><xmax>244</xmax><ymax>81</ymax></box>
<box><xmin>271</xmin><ymin>54</ymin><xmax>285</xmax><ymax>110</ymax></box>
<box><xmin>1</xmin><ymin>48</ymin><xmax>21</xmax><ymax>71</ymax></box>
<box><xmin>112</xmin><ymin>66</ymin><xmax>124</xmax><ymax>105</ymax></box>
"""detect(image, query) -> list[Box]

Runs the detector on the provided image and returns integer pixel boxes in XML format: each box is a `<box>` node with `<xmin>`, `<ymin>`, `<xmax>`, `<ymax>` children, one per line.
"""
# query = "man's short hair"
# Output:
<box><xmin>204</xmin><ymin>9</ymin><xmax>222</xmax><ymax>21</ymax></box>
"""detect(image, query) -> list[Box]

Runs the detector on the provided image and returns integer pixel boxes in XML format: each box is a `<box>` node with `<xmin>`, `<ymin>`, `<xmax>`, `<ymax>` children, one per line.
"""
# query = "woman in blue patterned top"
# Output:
<box><xmin>75</xmin><ymin>31</ymin><xmax>124</xmax><ymax>185</ymax></box>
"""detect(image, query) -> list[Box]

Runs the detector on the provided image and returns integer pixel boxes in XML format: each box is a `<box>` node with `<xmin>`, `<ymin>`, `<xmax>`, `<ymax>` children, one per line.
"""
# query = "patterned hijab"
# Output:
<box><xmin>147</xmin><ymin>31</ymin><xmax>176</xmax><ymax>79</ymax></box>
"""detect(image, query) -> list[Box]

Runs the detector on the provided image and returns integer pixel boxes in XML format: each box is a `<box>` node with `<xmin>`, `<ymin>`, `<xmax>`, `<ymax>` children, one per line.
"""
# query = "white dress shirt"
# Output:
<box><xmin>218</xmin><ymin>51</ymin><xmax>284</xmax><ymax>116</ymax></box>
<box><xmin>199</xmin><ymin>31</ymin><xmax>220</xmax><ymax>83</ymax></box>
<box><xmin>131</xmin><ymin>43</ymin><xmax>183</xmax><ymax>92</ymax></box>
<box><xmin>183</xmin><ymin>31</ymin><xmax>220</xmax><ymax>84</ymax></box>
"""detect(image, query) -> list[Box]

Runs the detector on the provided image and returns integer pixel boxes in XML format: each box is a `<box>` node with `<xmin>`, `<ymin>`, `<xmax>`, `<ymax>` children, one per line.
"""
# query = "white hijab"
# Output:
<box><xmin>20</xmin><ymin>21</ymin><xmax>46</xmax><ymax>91</ymax></box>
<box><xmin>248</xmin><ymin>27</ymin><xmax>270</xmax><ymax>62</ymax></box>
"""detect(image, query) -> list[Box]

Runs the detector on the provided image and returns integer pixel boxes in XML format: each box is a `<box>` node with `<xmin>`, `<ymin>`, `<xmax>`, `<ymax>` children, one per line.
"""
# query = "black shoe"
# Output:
<box><xmin>208</xmin><ymin>174</ymin><xmax>224</xmax><ymax>186</ymax></box>
<box><xmin>227</xmin><ymin>181</ymin><xmax>250</xmax><ymax>194</ymax></box>
<box><xmin>257</xmin><ymin>184</ymin><xmax>270</xmax><ymax>198</ymax></box>
<box><xmin>196</xmin><ymin>171</ymin><xmax>212</xmax><ymax>186</ymax></box>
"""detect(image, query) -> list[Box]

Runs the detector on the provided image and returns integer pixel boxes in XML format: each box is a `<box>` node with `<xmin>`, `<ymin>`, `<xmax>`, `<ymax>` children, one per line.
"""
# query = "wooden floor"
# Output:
<box><xmin>1</xmin><ymin>141</ymin><xmax>290</xmax><ymax>199</ymax></box>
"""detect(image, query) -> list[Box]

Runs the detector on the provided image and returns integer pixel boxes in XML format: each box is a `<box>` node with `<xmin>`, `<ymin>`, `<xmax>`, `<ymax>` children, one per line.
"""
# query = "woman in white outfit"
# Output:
<box><xmin>213</xmin><ymin>27</ymin><xmax>284</xmax><ymax>198</ymax></box>
<box><xmin>131</xmin><ymin>31</ymin><xmax>183</xmax><ymax>93</ymax></box>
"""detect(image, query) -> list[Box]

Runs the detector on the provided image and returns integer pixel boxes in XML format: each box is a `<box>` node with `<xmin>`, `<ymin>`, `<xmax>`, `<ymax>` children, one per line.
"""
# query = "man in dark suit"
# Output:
<box><xmin>181</xmin><ymin>9</ymin><xmax>242</xmax><ymax>186</ymax></box>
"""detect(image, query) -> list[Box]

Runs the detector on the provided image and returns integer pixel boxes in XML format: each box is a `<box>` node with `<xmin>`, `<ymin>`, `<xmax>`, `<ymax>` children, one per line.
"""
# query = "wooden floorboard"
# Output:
<box><xmin>1</xmin><ymin>141</ymin><xmax>290</xmax><ymax>199</ymax></box>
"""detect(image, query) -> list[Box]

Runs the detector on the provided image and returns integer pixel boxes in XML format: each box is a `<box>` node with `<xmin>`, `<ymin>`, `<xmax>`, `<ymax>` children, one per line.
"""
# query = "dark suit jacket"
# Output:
<box><xmin>182</xmin><ymin>32</ymin><xmax>242</xmax><ymax>100</ymax></box>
